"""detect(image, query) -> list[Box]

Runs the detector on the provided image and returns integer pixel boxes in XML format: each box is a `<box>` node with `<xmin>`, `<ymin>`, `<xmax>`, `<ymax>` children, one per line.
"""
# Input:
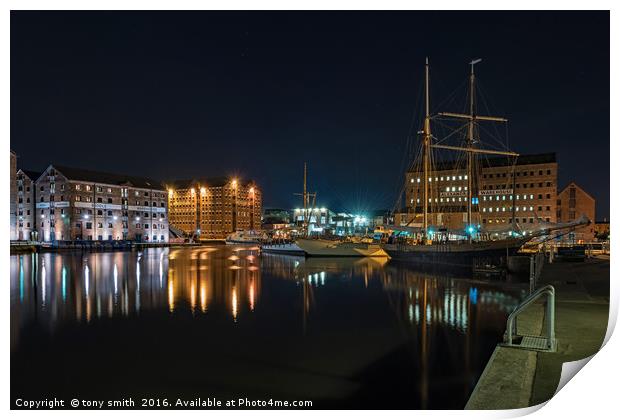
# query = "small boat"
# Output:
<box><xmin>261</xmin><ymin>241</ymin><xmax>306</xmax><ymax>256</ymax></box>
<box><xmin>296</xmin><ymin>238</ymin><xmax>389</xmax><ymax>258</ymax></box>
<box><xmin>225</xmin><ymin>230</ymin><xmax>268</xmax><ymax>245</ymax></box>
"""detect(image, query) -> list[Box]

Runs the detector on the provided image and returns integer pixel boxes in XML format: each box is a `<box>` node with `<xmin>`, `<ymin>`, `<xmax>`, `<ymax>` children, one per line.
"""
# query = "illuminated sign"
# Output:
<box><xmin>440</xmin><ymin>191</ymin><xmax>467</xmax><ymax>197</ymax></box>
<box><xmin>128</xmin><ymin>205</ymin><xmax>166</xmax><ymax>212</ymax></box>
<box><xmin>479</xmin><ymin>189</ymin><xmax>513</xmax><ymax>196</ymax></box>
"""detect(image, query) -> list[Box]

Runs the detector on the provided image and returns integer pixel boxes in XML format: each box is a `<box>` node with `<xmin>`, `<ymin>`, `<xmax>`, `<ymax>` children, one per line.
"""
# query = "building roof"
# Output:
<box><xmin>558</xmin><ymin>181</ymin><xmax>596</xmax><ymax>202</ymax></box>
<box><xmin>49</xmin><ymin>165</ymin><xmax>165</xmax><ymax>190</ymax></box>
<box><xmin>17</xmin><ymin>169</ymin><xmax>41</xmax><ymax>181</ymax></box>
<box><xmin>408</xmin><ymin>152</ymin><xmax>557</xmax><ymax>172</ymax></box>
<box><xmin>165</xmin><ymin>177</ymin><xmax>255</xmax><ymax>189</ymax></box>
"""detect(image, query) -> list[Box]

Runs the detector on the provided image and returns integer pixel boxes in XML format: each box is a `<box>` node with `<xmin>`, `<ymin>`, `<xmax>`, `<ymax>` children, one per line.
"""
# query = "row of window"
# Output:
<box><xmin>410</xmin><ymin>194</ymin><xmax>551</xmax><ymax>203</ymax></box>
<box><xmin>410</xmin><ymin>169</ymin><xmax>554</xmax><ymax>184</ymax></box>
<box><xmin>482</xmin><ymin>182</ymin><xmax>553</xmax><ymax>189</ymax></box>
<box><xmin>411</xmin><ymin>175</ymin><xmax>468</xmax><ymax>183</ymax></box>
<box><xmin>483</xmin><ymin>217</ymin><xmax>552</xmax><ymax>224</ymax></box>
<box><xmin>72</xmin><ymin>222</ymin><xmax>166</xmax><ymax>230</ymax></box>
<box><xmin>482</xmin><ymin>205</ymin><xmax>552</xmax><ymax>213</ymax></box>
<box><xmin>483</xmin><ymin>169</ymin><xmax>553</xmax><ymax>178</ymax></box>
<box><xmin>72</xmin><ymin>184</ymin><xmax>166</xmax><ymax>198</ymax></box>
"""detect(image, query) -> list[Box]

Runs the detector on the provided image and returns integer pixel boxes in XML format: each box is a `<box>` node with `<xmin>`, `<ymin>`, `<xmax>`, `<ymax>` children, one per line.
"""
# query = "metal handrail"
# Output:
<box><xmin>506</xmin><ymin>285</ymin><xmax>556</xmax><ymax>350</ymax></box>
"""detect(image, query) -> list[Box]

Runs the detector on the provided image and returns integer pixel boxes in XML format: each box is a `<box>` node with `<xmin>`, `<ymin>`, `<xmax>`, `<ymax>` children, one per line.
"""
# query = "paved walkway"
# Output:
<box><xmin>466</xmin><ymin>255</ymin><xmax>609</xmax><ymax>409</ymax></box>
<box><xmin>529</xmin><ymin>256</ymin><xmax>609</xmax><ymax>405</ymax></box>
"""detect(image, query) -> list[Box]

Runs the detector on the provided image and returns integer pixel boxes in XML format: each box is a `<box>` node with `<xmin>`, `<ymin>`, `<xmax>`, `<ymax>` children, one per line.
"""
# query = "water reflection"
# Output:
<box><xmin>11</xmin><ymin>246</ymin><xmax>527</xmax><ymax>408</ymax></box>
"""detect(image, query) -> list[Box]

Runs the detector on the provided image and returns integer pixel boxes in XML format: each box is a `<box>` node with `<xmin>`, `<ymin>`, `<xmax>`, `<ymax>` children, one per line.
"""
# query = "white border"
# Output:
<box><xmin>3</xmin><ymin>2</ymin><xmax>616</xmax><ymax>420</ymax></box>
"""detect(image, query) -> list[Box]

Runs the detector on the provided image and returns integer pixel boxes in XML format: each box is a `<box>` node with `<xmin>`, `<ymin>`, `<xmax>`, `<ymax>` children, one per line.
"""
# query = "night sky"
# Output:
<box><xmin>10</xmin><ymin>11</ymin><xmax>609</xmax><ymax>219</ymax></box>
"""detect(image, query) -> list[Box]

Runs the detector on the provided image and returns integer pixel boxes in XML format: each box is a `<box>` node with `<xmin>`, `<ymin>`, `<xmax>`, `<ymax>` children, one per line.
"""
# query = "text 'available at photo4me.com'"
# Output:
<box><xmin>14</xmin><ymin>397</ymin><xmax>314</xmax><ymax>409</ymax></box>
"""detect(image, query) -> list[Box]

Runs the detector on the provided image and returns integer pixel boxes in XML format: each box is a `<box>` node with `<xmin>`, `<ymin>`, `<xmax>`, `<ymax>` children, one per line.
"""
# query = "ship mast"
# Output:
<box><xmin>295</xmin><ymin>162</ymin><xmax>316</xmax><ymax>236</ymax></box>
<box><xmin>467</xmin><ymin>59</ymin><xmax>481</xmax><ymax>242</ymax></box>
<box><xmin>436</xmin><ymin>59</ymin><xmax>515</xmax><ymax>240</ymax></box>
<box><xmin>423</xmin><ymin>57</ymin><xmax>431</xmax><ymax>239</ymax></box>
<box><xmin>303</xmin><ymin>162</ymin><xmax>307</xmax><ymax>216</ymax></box>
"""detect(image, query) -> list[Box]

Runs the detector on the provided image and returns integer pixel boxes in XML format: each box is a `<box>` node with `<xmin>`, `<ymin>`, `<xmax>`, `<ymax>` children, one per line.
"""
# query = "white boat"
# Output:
<box><xmin>261</xmin><ymin>242</ymin><xmax>306</xmax><ymax>256</ymax></box>
<box><xmin>295</xmin><ymin>238</ymin><xmax>389</xmax><ymax>258</ymax></box>
<box><xmin>225</xmin><ymin>230</ymin><xmax>268</xmax><ymax>245</ymax></box>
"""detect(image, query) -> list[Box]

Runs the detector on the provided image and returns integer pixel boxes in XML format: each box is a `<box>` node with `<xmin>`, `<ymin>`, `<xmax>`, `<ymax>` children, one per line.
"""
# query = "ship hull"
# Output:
<box><xmin>381</xmin><ymin>238</ymin><xmax>529</xmax><ymax>268</ymax></box>
<box><xmin>295</xmin><ymin>239</ymin><xmax>389</xmax><ymax>258</ymax></box>
<box><xmin>261</xmin><ymin>243</ymin><xmax>305</xmax><ymax>256</ymax></box>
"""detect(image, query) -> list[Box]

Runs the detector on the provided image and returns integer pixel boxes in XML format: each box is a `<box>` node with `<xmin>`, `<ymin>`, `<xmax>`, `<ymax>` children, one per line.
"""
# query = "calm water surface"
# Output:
<box><xmin>11</xmin><ymin>246</ymin><xmax>527</xmax><ymax>409</ymax></box>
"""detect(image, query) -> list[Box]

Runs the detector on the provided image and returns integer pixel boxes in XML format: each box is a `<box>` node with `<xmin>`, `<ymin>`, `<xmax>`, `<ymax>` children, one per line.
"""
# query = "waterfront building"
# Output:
<box><xmin>263</xmin><ymin>208</ymin><xmax>291</xmax><ymax>225</ymax></box>
<box><xmin>262</xmin><ymin>208</ymin><xmax>292</xmax><ymax>235</ymax></box>
<box><xmin>404</xmin><ymin>153</ymin><xmax>558</xmax><ymax>232</ymax></box>
<box><xmin>370</xmin><ymin>210</ymin><xmax>391</xmax><ymax>228</ymax></box>
<box><xmin>332</xmin><ymin>213</ymin><xmax>372</xmax><ymax>236</ymax></box>
<box><xmin>557</xmin><ymin>182</ymin><xmax>596</xmax><ymax>242</ymax></box>
<box><xmin>291</xmin><ymin>207</ymin><xmax>373</xmax><ymax>236</ymax></box>
<box><xmin>10</xmin><ymin>150</ymin><xmax>17</xmax><ymax>240</ymax></box>
<box><xmin>34</xmin><ymin>165</ymin><xmax>169</xmax><ymax>242</ymax></box>
<box><xmin>166</xmin><ymin>178</ymin><xmax>262</xmax><ymax>239</ymax></box>
<box><xmin>593</xmin><ymin>220</ymin><xmax>609</xmax><ymax>240</ymax></box>
<box><xmin>292</xmin><ymin>207</ymin><xmax>336</xmax><ymax>233</ymax></box>
<box><xmin>15</xmin><ymin>169</ymin><xmax>39</xmax><ymax>241</ymax></box>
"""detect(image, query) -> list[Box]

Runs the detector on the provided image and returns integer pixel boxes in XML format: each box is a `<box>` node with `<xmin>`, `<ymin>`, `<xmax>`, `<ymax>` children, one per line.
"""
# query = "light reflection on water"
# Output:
<box><xmin>10</xmin><ymin>246</ymin><xmax>527</xmax><ymax>409</ymax></box>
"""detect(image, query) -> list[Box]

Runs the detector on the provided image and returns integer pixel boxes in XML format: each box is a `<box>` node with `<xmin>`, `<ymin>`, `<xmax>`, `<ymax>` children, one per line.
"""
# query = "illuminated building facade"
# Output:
<box><xmin>10</xmin><ymin>150</ymin><xmax>17</xmax><ymax>240</ymax></box>
<box><xmin>404</xmin><ymin>153</ymin><xmax>558</xmax><ymax>231</ymax></box>
<box><xmin>166</xmin><ymin>177</ymin><xmax>262</xmax><ymax>239</ymax></box>
<box><xmin>557</xmin><ymin>182</ymin><xmax>596</xmax><ymax>242</ymax></box>
<box><xmin>15</xmin><ymin>169</ymin><xmax>39</xmax><ymax>241</ymax></box>
<box><xmin>34</xmin><ymin>165</ymin><xmax>168</xmax><ymax>242</ymax></box>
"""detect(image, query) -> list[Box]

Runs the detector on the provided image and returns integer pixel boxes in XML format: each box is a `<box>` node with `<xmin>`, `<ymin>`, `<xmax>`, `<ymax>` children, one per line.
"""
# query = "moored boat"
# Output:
<box><xmin>225</xmin><ymin>230</ymin><xmax>268</xmax><ymax>245</ymax></box>
<box><xmin>381</xmin><ymin>235</ymin><xmax>531</xmax><ymax>267</ymax></box>
<box><xmin>296</xmin><ymin>238</ymin><xmax>389</xmax><ymax>258</ymax></box>
<box><xmin>261</xmin><ymin>241</ymin><xmax>306</xmax><ymax>256</ymax></box>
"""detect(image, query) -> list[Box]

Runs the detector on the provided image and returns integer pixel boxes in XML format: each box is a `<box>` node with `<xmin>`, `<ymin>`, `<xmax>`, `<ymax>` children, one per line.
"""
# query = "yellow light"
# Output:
<box><xmin>190</xmin><ymin>188</ymin><xmax>196</xmax><ymax>195</ymax></box>
<box><xmin>168</xmin><ymin>189</ymin><xmax>173</xmax><ymax>197</ymax></box>
<box><xmin>231</xmin><ymin>179</ymin><xmax>237</xmax><ymax>188</ymax></box>
<box><xmin>249</xmin><ymin>187</ymin><xmax>255</xmax><ymax>194</ymax></box>
<box><xmin>232</xmin><ymin>286</ymin><xmax>238</xmax><ymax>322</ymax></box>
<box><xmin>200</xmin><ymin>187</ymin><xmax>206</xmax><ymax>195</ymax></box>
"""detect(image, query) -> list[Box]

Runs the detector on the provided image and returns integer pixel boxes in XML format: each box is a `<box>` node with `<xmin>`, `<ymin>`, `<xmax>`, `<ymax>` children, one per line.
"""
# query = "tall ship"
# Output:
<box><xmin>381</xmin><ymin>58</ymin><xmax>586</xmax><ymax>268</ymax></box>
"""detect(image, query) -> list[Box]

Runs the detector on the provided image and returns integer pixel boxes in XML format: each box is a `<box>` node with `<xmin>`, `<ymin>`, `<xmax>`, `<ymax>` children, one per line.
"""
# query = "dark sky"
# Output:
<box><xmin>10</xmin><ymin>11</ymin><xmax>609</xmax><ymax>219</ymax></box>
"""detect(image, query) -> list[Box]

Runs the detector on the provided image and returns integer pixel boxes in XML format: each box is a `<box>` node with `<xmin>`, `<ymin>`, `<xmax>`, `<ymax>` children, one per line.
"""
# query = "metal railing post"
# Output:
<box><xmin>529</xmin><ymin>254</ymin><xmax>535</xmax><ymax>293</ymax></box>
<box><xmin>546</xmin><ymin>288</ymin><xmax>556</xmax><ymax>350</ymax></box>
<box><xmin>504</xmin><ymin>285</ymin><xmax>556</xmax><ymax>352</ymax></box>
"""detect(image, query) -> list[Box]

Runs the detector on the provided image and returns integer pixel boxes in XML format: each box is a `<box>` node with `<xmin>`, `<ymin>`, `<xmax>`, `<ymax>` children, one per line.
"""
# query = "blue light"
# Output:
<box><xmin>428</xmin><ymin>229</ymin><xmax>434</xmax><ymax>236</ymax></box>
<box><xmin>469</xmin><ymin>287</ymin><xmax>478</xmax><ymax>305</ymax></box>
<box><xmin>467</xmin><ymin>226</ymin><xmax>475</xmax><ymax>234</ymax></box>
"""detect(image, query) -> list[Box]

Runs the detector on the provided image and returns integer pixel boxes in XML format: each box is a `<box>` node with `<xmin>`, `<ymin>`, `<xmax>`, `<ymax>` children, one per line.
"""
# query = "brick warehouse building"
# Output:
<box><xmin>403</xmin><ymin>153</ymin><xmax>558</xmax><ymax>231</ymax></box>
<box><xmin>34</xmin><ymin>165</ymin><xmax>169</xmax><ymax>242</ymax></box>
<box><xmin>10</xmin><ymin>151</ymin><xmax>17</xmax><ymax>240</ymax></box>
<box><xmin>166</xmin><ymin>177</ymin><xmax>262</xmax><ymax>239</ymax></box>
<box><xmin>15</xmin><ymin>169</ymin><xmax>39</xmax><ymax>241</ymax></box>
<box><xmin>557</xmin><ymin>182</ymin><xmax>596</xmax><ymax>242</ymax></box>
